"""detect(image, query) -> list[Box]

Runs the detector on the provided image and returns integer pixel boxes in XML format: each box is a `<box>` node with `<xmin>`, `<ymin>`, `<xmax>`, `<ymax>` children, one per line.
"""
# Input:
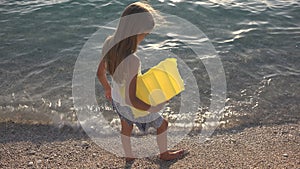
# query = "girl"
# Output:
<box><xmin>97</xmin><ymin>2</ymin><xmax>184</xmax><ymax>161</ymax></box>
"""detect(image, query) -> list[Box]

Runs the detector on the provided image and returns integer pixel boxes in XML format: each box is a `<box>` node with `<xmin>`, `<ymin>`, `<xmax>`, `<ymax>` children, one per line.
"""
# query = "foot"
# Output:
<box><xmin>159</xmin><ymin>149</ymin><xmax>185</xmax><ymax>161</ymax></box>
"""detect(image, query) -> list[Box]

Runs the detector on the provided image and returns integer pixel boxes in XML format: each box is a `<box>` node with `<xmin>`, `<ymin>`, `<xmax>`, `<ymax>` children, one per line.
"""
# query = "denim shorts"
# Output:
<box><xmin>112</xmin><ymin>101</ymin><xmax>163</xmax><ymax>133</ymax></box>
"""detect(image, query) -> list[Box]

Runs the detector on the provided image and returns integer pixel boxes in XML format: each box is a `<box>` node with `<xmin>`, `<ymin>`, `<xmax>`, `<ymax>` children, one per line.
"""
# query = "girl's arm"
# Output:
<box><xmin>125</xmin><ymin>57</ymin><xmax>165</xmax><ymax>113</ymax></box>
<box><xmin>97</xmin><ymin>58</ymin><xmax>112</xmax><ymax>101</ymax></box>
<box><xmin>127</xmin><ymin>74</ymin><xmax>165</xmax><ymax>113</ymax></box>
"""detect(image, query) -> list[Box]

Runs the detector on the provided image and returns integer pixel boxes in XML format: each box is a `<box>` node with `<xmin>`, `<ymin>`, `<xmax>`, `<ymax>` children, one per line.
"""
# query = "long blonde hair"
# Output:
<box><xmin>104</xmin><ymin>2</ymin><xmax>156</xmax><ymax>77</ymax></box>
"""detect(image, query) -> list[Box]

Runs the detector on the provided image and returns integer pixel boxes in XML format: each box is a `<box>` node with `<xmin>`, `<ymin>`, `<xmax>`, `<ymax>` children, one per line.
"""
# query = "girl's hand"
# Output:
<box><xmin>105</xmin><ymin>88</ymin><xmax>112</xmax><ymax>101</ymax></box>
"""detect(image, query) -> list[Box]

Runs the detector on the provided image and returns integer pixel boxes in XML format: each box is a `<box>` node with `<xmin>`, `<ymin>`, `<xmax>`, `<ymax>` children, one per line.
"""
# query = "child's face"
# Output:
<box><xmin>137</xmin><ymin>33</ymin><xmax>149</xmax><ymax>45</ymax></box>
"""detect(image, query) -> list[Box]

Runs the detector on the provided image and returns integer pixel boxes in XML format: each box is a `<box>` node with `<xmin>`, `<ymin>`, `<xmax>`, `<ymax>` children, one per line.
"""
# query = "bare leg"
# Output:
<box><xmin>157</xmin><ymin>119</ymin><xmax>168</xmax><ymax>153</ymax></box>
<box><xmin>120</xmin><ymin>119</ymin><xmax>134</xmax><ymax>161</ymax></box>
<box><xmin>157</xmin><ymin>119</ymin><xmax>184</xmax><ymax>160</ymax></box>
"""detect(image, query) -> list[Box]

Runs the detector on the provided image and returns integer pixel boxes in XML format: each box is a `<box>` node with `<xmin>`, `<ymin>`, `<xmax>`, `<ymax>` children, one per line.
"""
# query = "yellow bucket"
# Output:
<box><xmin>136</xmin><ymin>58</ymin><xmax>185</xmax><ymax>106</ymax></box>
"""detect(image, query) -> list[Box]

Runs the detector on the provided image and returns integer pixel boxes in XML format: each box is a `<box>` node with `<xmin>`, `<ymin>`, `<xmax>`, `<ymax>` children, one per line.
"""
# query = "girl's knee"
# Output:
<box><xmin>158</xmin><ymin>119</ymin><xmax>168</xmax><ymax>132</ymax></box>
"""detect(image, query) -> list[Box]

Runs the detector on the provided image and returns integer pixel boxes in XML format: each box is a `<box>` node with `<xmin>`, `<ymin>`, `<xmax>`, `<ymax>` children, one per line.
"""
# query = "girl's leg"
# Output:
<box><xmin>157</xmin><ymin>119</ymin><xmax>168</xmax><ymax>153</ymax></box>
<box><xmin>120</xmin><ymin>119</ymin><xmax>134</xmax><ymax>161</ymax></box>
<box><xmin>157</xmin><ymin>119</ymin><xmax>184</xmax><ymax>160</ymax></box>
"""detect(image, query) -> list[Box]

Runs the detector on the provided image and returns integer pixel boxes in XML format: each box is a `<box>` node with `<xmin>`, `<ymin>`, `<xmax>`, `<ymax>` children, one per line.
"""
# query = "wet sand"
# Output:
<box><xmin>0</xmin><ymin>121</ymin><xmax>299</xmax><ymax>168</ymax></box>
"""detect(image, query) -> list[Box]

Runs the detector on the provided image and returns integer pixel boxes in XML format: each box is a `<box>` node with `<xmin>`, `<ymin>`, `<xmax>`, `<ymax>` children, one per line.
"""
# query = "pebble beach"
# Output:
<box><xmin>1</xmin><ymin>121</ymin><xmax>299</xmax><ymax>168</ymax></box>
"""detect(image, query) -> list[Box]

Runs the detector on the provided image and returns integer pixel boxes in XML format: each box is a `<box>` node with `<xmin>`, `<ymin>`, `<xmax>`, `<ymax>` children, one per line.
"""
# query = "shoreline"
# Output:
<box><xmin>1</xmin><ymin>121</ymin><xmax>299</xmax><ymax>168</ymax></box>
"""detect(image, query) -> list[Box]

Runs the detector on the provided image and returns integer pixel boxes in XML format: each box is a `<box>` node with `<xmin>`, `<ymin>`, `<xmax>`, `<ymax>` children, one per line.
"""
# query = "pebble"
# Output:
<box><xmin>81</xmin><ymin>141</ymin><xmax>90</xmax><ymax>149</ymax></box>
<box><xmin>37</xmin><ymin>160</ymin><xmax>42</xmax><ymax>164</ymax></box>
<box><xmin>229</xmin><ymin>138</ymin><xmax>237</xmax><ymax>144</ymax></box>
<box><xmin>92</xmin><ymin>153</ymin><xmax>97</xmax><ymax>158</ymax></box>
<box><xmin>96</xmin><ymin>163</ymin><xmax>100</xmax><ymax>167</ymax></box>
<box><xmin>205</xmin><ymin>138</ymin><xmax>212</xmax><ymax>141</ymax></box>
<box><xmin>27</xmin><ymin>150</ymin><xmax>36</xmax><ymax>155</ymax></box>
<box><xmin>283</xmin><ymin>153</ymin><xmax>288</xmax><ymax>157</ymax></box>
<box><xmin>28</xmin><ymin>161</ymin><xmax>34</xmax><ymax>166</ymax></box>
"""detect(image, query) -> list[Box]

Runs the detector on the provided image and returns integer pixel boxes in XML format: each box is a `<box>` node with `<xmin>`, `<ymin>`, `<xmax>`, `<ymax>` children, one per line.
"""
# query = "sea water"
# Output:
<box><xmin>0</xmin><ymin>0</ymin><xmax>299</xmax><ymax>130</ymax></box>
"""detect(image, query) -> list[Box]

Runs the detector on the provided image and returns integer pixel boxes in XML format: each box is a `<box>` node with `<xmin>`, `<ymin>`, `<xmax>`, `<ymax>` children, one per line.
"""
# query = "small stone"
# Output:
<box><xmin>229</xmin><ymin>139</ymin><xmax>237</xmax><ymax>144</ymax></box>
<box><xmin>165</xmin><ymin>106</ymin><xmax>171</xmax><ymax>112</ymax></box>
<box><xmin>205</xmin><ymin>138</ymin><xmax>212</xmax><ymax>143</ymax></box>
<box><xmin>29</xmin><ymin>150</ymin><xmax>36</xmax><ymax>155</ymax></box>
<box><xmin>283</xmin><ymin>153</ymin><xmax>288</xmax><ymax>157</ymax></box>
<box><xmin>92</xmin><ymin>153</ymin><xmax>97</xmax><ymax>157</ymax></box>
<box><xmin>37</xmin><ymin>160</ymin><xmax>42</xmax><ymax>164</ymax></box>
<box><xmin>28</xmin><ymin>161</ymin><xmax>34</xmax><ymax>166</ymax></box>
<box><xmin>81</xmin><ymin>141</ymin><xmax>90</xmax><ymax>149</ymax></box>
